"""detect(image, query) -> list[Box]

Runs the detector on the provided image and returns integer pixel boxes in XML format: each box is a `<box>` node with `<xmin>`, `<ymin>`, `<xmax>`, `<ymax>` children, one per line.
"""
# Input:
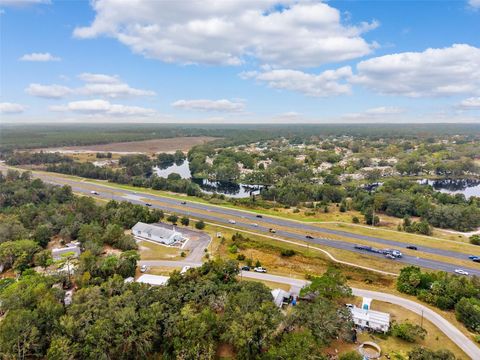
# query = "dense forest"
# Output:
<box><xmin>1</xmin><ymin>123</ymin><xmax>479</xmax><ymax>152</ymax></box>
<box><xmin>397</xmin><ymin>266</ymin><xmax>480</xmax><ymax>333</ymax></box>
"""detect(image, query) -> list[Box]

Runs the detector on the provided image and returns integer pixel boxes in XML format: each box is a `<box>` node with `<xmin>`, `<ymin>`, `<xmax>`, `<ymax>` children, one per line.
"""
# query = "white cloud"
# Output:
<box><xmin>468</xmin><ymin>0</ymin><xmax>480</xmax><ymax>9</ymax></box>
<box><xmin>50</xmin><ymin>99</ymin><xmax>156</xmax><ymax>116</ymax></box>
<box><xmin>0</xmin><ymin>102</ymin><xmax>26</xmax><ymax>114</ymax></box>
<box><xmin>457</xmin><ymin>97</ymin><xmax>480</xmax><ymax>110</ymax></box>
<box><xmin>343</xmin><ymin>106</ymin><xmax>406</xmax><ymax>119</ymax></box>
<box><xmin>172</xmin><ymin>99</ymin><xmax>245</xmax><ymax>112</ymax></box>
<box><xmin>0</xmin><ymin>0</ymin><xmax>50</xmax><ymax>7</ymax></box>
<box><xmin>26</xmin><ymin>73</ymin><xmax>155</xmax><ymax>99</ymax></box>
<box><xmin>242</xmin><ymin>66</ymin><xmax>352</xmax><ymax>97</ymax></box>
<box><xmin>77</xmin><ymin>73</ymin><xmax>119</xmax><ymax>84</ymax></box>
<box><xmin>25</xmin><ymin>83</ymin><xmax>73</xmax><ymax>98</ymax></box>
<box><xmin>19</xmin><ymin>52</ymin><xmax>60</xmax><ymax>62</ymax></box>
<box><xmin>73</xmin><ymin>0</ymin><xmax>377</xmax><ymax>67</ymax></box>
<box><xmin>353</xmin><ymin>44</ymin><xmax>480</xmax><ymax>97</ymax></box>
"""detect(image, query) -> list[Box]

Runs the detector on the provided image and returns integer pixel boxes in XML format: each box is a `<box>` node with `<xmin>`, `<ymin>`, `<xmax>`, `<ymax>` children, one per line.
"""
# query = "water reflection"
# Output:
<box><xmin>153</xmin><ymin>160</ymin><xmax>262</xmax><ymax>198</ymax></box>
<box><xmin>419</xmin><ymin>179</ymin><xmax>480</xmax><ymax>199</ymax></box>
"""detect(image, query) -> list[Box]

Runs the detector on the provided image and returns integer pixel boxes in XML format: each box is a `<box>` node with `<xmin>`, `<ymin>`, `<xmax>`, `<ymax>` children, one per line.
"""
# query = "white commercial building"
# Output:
<box><xmin>350</xmin><ymin>297</ymin><xmax>390</xmax><ymax>333</ymax></box>
<box><xmin>132</xmin><ymin>222</ymin><xmax>184</xmax><ymax>245</ymax></box>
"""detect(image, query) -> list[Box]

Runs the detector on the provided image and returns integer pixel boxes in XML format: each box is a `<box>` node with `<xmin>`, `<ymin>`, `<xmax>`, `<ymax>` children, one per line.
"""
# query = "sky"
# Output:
<box><xmin>0</xmin><ymin>0</ymin><xmax>479</xmax><ymax>124</ymax></box>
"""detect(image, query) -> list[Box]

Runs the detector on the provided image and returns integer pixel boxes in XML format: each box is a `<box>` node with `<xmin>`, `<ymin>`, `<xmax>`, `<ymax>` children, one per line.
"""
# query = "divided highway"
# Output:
<box><xmin>5</xmin><ymin>168</ymin><xmax>480</xmax><ymax>276</ymax></box>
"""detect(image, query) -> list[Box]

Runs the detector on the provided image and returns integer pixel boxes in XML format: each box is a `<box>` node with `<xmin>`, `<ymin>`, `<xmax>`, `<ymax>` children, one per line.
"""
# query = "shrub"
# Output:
<box><xmin>195</xmin><ymin>220</ymin><xmax>205</xmax><ymax>230</ymax></box>
<box><xmin>280</xmin><ymin>249</ymin><xmax>295</xmax><ymax>257</ymax></box>
<box><xmin>352</xmin><ymin>216</ymin><xmax>359</xmax><ymax>224</ymax></box>
<box><xmin>391</xmin><ymin>322</ymin><xmax>427</xmax><ymax>342</ymax></box>
<box><xmin>228</xmin><ymin>245</ymin><xmax>238</xmax><ymax>254</ymax></box>
<box><xmin>470</xmin><ymin>235</ymin><xmax>480</xmax><ymax>245</ymax></box>
<box><xmin>237</xmin><ymin>254</ymin><xmax>246</xmax><ymax>261</ymax></box>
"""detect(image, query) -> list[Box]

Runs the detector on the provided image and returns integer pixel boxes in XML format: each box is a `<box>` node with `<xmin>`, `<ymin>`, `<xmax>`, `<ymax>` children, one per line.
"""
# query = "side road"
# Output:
<box><xmin>242</xmin><ymin>271</ymin><xmax>479</xmax><ymax>360</ymax></box>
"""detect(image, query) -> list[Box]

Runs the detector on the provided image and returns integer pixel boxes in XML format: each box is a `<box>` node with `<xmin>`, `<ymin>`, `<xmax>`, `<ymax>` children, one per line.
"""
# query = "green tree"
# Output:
<box><xmin>180</xmin><ymin>216</ymin><xmax>190</xmax><ymax>226</ymax></box>
<box><xmin>33</xmin><ymin>225</ymin><xmax>53</xmax><ymax>248</ymax></box>
<box><xmin>266</xmin><ymin>330</ymin><xmax>322</xmax><ymax>360</ymax></box>
<box><xmin>167</xmin><ymin>214</ymin><xmax>178</xmax><ymax>225</ymax></box>
<box><xmin>455</xmin><ymin>297</ymin><xmax>480</xmax><ymax>332</ymax></box>
<box><xmin>195</xmin><ymin>220</ymin><xmax>206</xmax><ymax>230</ymax></box>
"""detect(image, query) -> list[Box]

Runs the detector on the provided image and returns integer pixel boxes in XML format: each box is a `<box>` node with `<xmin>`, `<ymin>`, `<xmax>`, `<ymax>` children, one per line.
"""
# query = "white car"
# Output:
<box><xmin>90</xmin><ymin>191</ymin><xmax>99</xmax><ymax>195</ymax></box>
<box><xmin>254</xmin><ymin>267</ymin><xmax>267</xmax><ymax>273</ymax></box>
<box><xmin>228</xmin><ymin>219</ymin><xmax>236</xmax><ymax>224</ymax></box>
<box><xmin>251</xmin><ymin>223</ymin><xmax>258</xmax><ymax>227</ymax></box>
<box><xmin>140</xmin><ymin>265</ymin><xmax>148</xmax><ymax>273</ymax></box>
<box><xmin>454</xmin><ymin>269</ymin><xmax>469</xmax><ymax>276</ymax></box>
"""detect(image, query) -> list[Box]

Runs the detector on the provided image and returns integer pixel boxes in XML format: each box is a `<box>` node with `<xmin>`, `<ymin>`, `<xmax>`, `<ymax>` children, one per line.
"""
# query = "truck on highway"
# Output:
<box><xmin>354</xmin><ymin>245</ymin><xmax>403</xmax><ymax>258</ymax></box>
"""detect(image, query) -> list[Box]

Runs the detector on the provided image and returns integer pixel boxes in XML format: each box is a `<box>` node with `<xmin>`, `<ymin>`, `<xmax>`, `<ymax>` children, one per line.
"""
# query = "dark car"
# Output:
<box><xmin>256</xmin><ymin>214</ymin><xmax>263</xmax><ymax>218</ymax></box>
<box><xmin>406</xmin><ymin>245</ymin><xmax>418</xmax><ymax>250</ymax></box>
<box><xmin>145</xmin><ymin>203</ymin><xmax>152</xmax><ymax>207</ymax></box>
<box><xmin>181</xmin><ymin>201</ymin><xmax>187</xmax><ymax>205</ymax></box>
<box><xmin>241</xmin><ymin>266</ymin><xmax>250</xmax><ymax>271</ymax></box>
<box><xmin>473</xmin><ymin>258</ymin><xmax>480</xmax><ymax>263</ymax></box>
<box><xmin>306</xmin><ymin>235</ymin><xmax>314</xmax><ymax>239</ymax></box>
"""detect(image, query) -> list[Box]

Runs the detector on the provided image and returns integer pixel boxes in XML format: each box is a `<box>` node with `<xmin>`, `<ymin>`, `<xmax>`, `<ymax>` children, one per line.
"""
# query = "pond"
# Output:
<box><xmin>153</xmin><ymin>160</ymin><xmax>262</xmax><ymax>198</ymax></box>
<box><xmin>419</xmin><ymin>179</ymin><xmax>480</xmax><ymax>199</ymax></box>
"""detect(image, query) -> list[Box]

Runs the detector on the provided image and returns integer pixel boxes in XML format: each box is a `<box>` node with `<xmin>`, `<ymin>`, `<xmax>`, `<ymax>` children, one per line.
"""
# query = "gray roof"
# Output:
<box><xmin>351</xmin><ymin>307</ymin><xmax>390</xmax><ymax>326</ymax></box>
<box><xmin>132</xmin><ymin>222</ymin><xmax>181</xmax><ymax>240</ymax></box>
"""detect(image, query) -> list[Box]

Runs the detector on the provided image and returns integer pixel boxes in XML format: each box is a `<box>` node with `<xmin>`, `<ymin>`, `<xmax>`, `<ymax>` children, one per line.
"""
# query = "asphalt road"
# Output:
<box><xmin>5</xmin><ymin>167</ymin><xmax>480</xmax><ymax>276</ymax></box>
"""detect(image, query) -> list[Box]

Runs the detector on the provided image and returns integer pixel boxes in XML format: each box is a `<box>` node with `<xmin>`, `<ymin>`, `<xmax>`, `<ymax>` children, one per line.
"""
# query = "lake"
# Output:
<box><xmin>153</xmin><ymin>160</ymin><xmax>262</xmax><ymax>198</ymax></box>
<box><xmin>419</xmin><ymin>179</ymin><xmax>480</xmax><ymax>199</ymax></box>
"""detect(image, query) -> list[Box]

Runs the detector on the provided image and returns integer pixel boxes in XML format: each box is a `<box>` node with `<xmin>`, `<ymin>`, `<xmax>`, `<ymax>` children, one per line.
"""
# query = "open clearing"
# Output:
<box><xmin>34</xmin><ymin>136</ymin><xmax>217</xmax><ymax>154</ymax></box>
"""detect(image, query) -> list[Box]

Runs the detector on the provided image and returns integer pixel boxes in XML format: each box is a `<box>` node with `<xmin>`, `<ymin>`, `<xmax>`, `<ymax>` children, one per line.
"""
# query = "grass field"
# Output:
<box><xmin>137</xmin><ymin>240</ymin><xmax>186</xmax><ymax>260</ymax></box>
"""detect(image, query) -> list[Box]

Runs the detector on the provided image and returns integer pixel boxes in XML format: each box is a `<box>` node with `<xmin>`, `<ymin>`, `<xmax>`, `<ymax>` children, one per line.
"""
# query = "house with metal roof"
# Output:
<box><xmin>52</xmin><ymin>242</ymin><xmax>81</xmax><ymax>261</ymax></box>
<box><xmin>136</xmin><ymin>274</ymin><xmax>169</xmax><ymax>286</ymax></box>
<box><xmin>132</xmin><ymin>222</ymin><xmax>184</xmax><ymax>245</ymax></box>
<box><xmin>350</xmin><ymin>297</ymin><xmax>390</xmax><ymax>333</ymax></box>
<box><xmin>271</xmin><ymin>288</ymin><xmax>291</xmax><ymax>308</ymax></box>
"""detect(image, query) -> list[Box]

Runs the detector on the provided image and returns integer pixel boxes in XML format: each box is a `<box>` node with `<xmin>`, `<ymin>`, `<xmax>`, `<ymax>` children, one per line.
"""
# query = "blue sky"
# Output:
<box><xmin>0</xmin><ymin>0</ymin><xmax>479</xmax><ymax>123</ymax></box>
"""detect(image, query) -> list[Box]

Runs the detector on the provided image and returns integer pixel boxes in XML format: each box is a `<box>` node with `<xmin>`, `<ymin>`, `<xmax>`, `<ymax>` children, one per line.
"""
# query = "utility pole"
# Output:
<box><xmin>421</xmin><ymin>310</ymin><xmax>424</xmax><ymax>328</ymax></box>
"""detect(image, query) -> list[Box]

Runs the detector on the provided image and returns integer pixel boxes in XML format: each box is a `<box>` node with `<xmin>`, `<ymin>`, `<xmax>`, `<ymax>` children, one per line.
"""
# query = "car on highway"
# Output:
<box><xmin>454</xmin><ymin>269</ymin><xmax>469</xmax><ymax>276</ymax></box>
<box><xmin>241</xmin><ymin>266</ymin><xmax>250</xmax><ymax>271</ymax></box>
<box><xmin>306</xmin><ymin>235</ymin><xmax>314</xmax><ymax>239</ymax></box>
<box><xmin>254</xmin><ymin>267</ymin><xmax>267</xmax><ymax>273</ymax></box>
<box><xmin>140</xmin><ymin>265</ymin><xmax>148</xmax><ymax>273</ymax></box>
<box><xmin>406</xmin><ymin>245</ymin><xmax>418</xmax><ymax>250</ymax></box>
<box><xmin>468</xmin><ymin>255</ymin><xmax>479</xmax><ymax>260</ymax></box>
<box><xmin>228</xmin><ymin>219</ymin><xmax>236</xmax><ymax>224</ymax></box>
<box><xmin>251</xmin><ymin>223</ymin><xmax>258</xmax><ymax>227</ymax></box>
<box><xmin>256</xmin><ymin>214</ymin><xmax>263</xmax><ymax>218</ymax></box>
<box><xmin>145</xmin><ymin>203</ymin><xmax>152</xmax><ymax>207</ymax></box>
<box><xmin>472</xmin><ymin>258</ymin><xmax>480</xmax><ymax>263</ymax></box>
<box><xmin>269</xmin><ymin>228</ymin><xmax>276</xmax><ymax>233</ymax></box>
<box><xmin>385</xmin><ymin>253</ymin><xmax>396</xmax><ymax>259</ymax></box>
<box><xmin>180</xmin><ymin>201</ymin><xmax>187</xmax><ymax>205</ymax></box>
<box><xmin>90</xmin><ymin>191</ymin><xmax>99</xmax><ymax>195</ymax></box>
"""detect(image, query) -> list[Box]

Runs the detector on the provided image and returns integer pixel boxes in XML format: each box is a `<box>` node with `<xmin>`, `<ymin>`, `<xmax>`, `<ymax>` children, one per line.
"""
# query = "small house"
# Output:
<box><xmin>136</xmin><ymin>274</ymin><xmax>169</xmax><ymax>286</ymax></box>
<box><xmin>52</xmin><ymin>242</ymin><xmax>81</xmax><ymax>261</ymax></box>
<box><xmin>271</xmin><ymin>288</ymin><xmax>291</xmax><ymax>308</ymax></box>
<box><xmin>350</xmin><ymin>297</ymin><xmax>390</xmax><ymax>333</ymax></box>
